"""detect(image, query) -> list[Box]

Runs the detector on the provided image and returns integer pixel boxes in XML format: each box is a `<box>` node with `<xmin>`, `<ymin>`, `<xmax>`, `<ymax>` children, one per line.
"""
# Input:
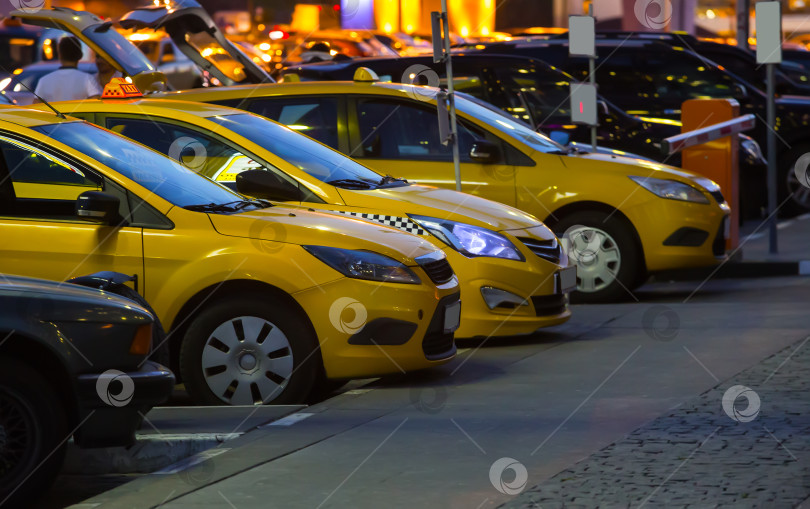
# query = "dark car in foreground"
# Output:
<box><xmin>0</xmin><ymin>274</ymin><xmax>174</xmax><ymax>507</ymax></box>
<box><xmin>281</xmin><ymin>54</ymin><xmax>767</xmax><ymax>219</ymax></box>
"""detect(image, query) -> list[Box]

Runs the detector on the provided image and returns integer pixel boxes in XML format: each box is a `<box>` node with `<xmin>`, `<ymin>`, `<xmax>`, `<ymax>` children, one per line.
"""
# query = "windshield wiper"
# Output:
<box><xmin>184</xmin><ymin>199</ymin><xmax>272</xmax><ymax>213</ymax></box>
<box><xmin>326</xmin><ymin>178</ymin><xmax>375</xmax><ymax>189</ymax></box>
<box><xmin>379</xmin><ymin>175</ymin><xmax>408</xmax><ymax>186</ymax></box>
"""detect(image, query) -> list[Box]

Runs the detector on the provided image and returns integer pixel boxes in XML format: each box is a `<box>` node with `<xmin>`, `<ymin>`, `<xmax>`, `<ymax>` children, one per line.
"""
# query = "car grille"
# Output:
<box><xmin>518</xmin><ymin>237</ymin><xmax>562</xmax><ymax>264</ymax></box>
<box><xmin>417</xmin><ymin>257</ymin><xmax>455</xmax><ymax>285</ymax></box>
<box><xmin>422</xmin><ymin>292</ymin><xmax>460</xmax><ymax>359</ymax></box>
<box><xmin>530</xmin><ymin>294</ymin><xmax>568</xmax><ymax>316</ymax></box>
<box><xmin>710</xmin><ymin>190</ymin><xmax>725</xmax><ymax>204</ymax></box>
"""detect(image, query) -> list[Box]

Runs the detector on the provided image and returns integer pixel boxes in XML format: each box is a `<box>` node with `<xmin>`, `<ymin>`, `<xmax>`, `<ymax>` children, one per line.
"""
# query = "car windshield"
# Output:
<box><xmin>207</xmin><ymin>113</ymin><xmax>385</xmax><ymax>186</ymax></box>
<box><xmin>455</xmin><ymin>93</ymin><xmax>564</xmax><ymax>153</ymax></box>
<box><xmin>33</xmin><ymin>121</ymin><xmax>242</xmax><ymax>207</ymax></box>
<box><xmin>81</xmin><ymin>24</ymin><xmax>155</xmax><ymax>76</ymax></box>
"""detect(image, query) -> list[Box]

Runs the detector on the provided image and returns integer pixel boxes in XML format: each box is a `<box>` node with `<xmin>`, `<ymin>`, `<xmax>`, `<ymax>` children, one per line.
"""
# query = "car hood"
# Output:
<box><xmin>0</xmin><ymin>274</ymin><xmax>152</xmax><ymax>323</ymax></box>
<box><xmin>208</xmin><ymin>206</ymin><xmax>439</xmax><ymax>266</ymax></box>
<box><xmin>338</xmin><ymin>184</ymin><xmax>547</xmax><ymax>233</ymax></box>
<box><xmin>561</xmin><ymin>152</ymin><xmax>715</xmax><ymax>188</ymax></box>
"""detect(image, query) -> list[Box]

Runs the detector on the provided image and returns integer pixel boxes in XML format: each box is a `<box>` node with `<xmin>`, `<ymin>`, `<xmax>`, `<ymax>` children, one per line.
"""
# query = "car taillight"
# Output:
<box><xmin>129</xmin><ymin>323</ymin><xmax>153</xmax><ymax>355</ymax></box>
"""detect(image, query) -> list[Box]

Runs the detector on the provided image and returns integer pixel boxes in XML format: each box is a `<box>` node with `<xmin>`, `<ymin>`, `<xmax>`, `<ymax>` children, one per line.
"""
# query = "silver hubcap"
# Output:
<box><xmin>786</xmin><ymin>168</ymin><xmax>810</xmax><ymax>208</ymax></box>
<box><xmin>565</xmin><ymin>226</ymin><xmax>622</xmax><ymax>293</ymax></box>
<box><xmin>201</xmin><ymin>316</ymin><xmax>294</xmax><ymax>405</ymax></box>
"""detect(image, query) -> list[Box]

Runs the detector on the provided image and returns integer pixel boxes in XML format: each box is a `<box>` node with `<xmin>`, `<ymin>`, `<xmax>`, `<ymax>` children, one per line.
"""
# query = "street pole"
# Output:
<box><xmin>441</xmin><ymin>0</ymin><xmax>462</xmax><ymax>192</ymax></box>
<box><xmin>766</xmin><ymin>62</ymin><xmax>778</xmax><ymax>254</ymax></box>
<box><xmin>737</xmin><ymin>0</ymin><xmax>750</xmax><ymax>50</ymax></box>
<box><xmin>588</xmin><ymin>3</ymin><xmax>597</xmax><ymax>152</ymax></box>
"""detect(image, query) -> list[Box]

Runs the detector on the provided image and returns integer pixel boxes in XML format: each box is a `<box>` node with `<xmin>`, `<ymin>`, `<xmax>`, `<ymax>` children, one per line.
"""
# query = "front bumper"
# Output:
<box><xmin>294</xmin><ymin>277</ymin><xmax>460</xmax><ymax>380</ymax></box>
<box><xmin>74</xmin><ymin>361</ymin><xmax>175</xmax><ymax>448</ymax></box>
<box><xmin>625</xmin><ymin>194</ymin><xmax>730</xmax><ymax>273</ymax></box>
<box><xmin>445</xmin><ymin>236</ymin><xmax>572</xmax><ymax>339</ymax></box>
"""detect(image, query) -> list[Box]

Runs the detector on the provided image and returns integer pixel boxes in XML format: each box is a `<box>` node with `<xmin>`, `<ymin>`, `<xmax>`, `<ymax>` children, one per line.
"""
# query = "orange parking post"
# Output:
<box><xmin>680</xmin><ymin>98</ymin><xmax>740</xmax><ymax>251</ymax></box>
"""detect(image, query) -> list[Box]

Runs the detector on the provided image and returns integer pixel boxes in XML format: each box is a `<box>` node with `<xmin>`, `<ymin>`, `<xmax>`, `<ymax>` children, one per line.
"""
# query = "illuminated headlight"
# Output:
<box><xmin>0</xmin><ymin>77</ymin><xmax>10</xmax><ymax>91</ymax></box>
<box><xmin>629</xmin><ymin>176</ymin><xmax>710</xmax><ymax>204</ymax></box>
<box><xmin>410</xmin><ymin>215</ymin><xmax>524</xmax><ymax>260</ymax></box>
<box><xmin>304</xmin><ymin>245</ymin><xmax>421</xmax><ymax>284</ymax></box>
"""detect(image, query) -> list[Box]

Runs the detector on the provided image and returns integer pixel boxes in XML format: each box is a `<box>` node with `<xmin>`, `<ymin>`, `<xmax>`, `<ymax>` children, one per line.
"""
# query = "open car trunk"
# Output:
<box><xmin>118</xmin><ymin>0</ymin><xmax>273</xmax><ymax>86</ymax></box>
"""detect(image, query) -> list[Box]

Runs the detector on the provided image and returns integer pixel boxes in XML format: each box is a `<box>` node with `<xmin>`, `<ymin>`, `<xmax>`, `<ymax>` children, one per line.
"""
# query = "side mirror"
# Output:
<box><xmin>732</xmin><ymin>83</ymin><xmax>748</xmax><ymax>99</ymax></box>
<box><xmin>548</xmin><ymin>130</ymin><xmax>571</xmax><ymax>146</ymax></box>
<box><xmin>470</xmin><ymin>140</ymin><xmax>500</xmax><ymax>164</ymax></box>
<box><xmin>76</xmin><ymin>191</ymin><xmax>120</xmax><ymax>224</ymax></box>
<box><xmin>236</xmin><ymin>169</ymin><xmax>301</xmax><ymax>202</ymax></box>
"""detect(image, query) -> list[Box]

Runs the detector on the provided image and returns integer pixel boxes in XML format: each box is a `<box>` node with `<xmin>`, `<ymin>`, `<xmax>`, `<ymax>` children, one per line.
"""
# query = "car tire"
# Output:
<box><xmin>553</xmin><ymin>210</ymin><xmax>644</xmax><ymax>303</ymax></box>
<box><xmin>0</xmin><ymin>358</ymin><xmax>68</xmax><ymax>507</ymax></box>
<box><xmin>779</xmin><ymin>145</ymin><xmax>810</xmax><ymax>217</ymax></box>
<box><xmin>180</xmin><ymin>296</ymin><xmax>320</xmax><ymax>405</ymax></box>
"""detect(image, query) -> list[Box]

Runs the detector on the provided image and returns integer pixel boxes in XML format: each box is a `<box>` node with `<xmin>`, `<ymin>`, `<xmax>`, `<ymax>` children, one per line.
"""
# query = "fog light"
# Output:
<box><xmin>129</xmin><ymin>323</ymin><xmax>153</xmax><ymax>355</ymax></box>
<box><xmin>481</xmin><ymin>287</ymin><xmax>528</xmax><ymax>310</ymax></box>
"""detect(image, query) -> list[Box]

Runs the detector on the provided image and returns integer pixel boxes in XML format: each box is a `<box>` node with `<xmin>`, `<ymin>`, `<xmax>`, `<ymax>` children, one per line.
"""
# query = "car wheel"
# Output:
<box><xmin>553</xmin><ymin>211</ymin><xmax>644</xmax><ymax>303</ymax></box>
<box><xmin>0</xmin><ymin>359</ymin><xmax>67</xmax><ymax>506</ymax></box>
<box><xmin>180</xmin><ymin>297</ymin><xmax>319</xmax><ymax>405</ymax></box>
<box><xmin>779</xmin><ymin>146</ymin><xmax>810</xmax><ymax>216</ymax></box>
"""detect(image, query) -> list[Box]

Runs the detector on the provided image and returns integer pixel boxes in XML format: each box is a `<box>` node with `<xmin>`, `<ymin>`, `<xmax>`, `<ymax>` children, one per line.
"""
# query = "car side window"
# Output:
<box><xmin>246</xmin><ymin>97</ymin><xmax>340</xmax><ymax>150</ymax></box>
<box><xmin>354</xmin><ymin>98</ymin><xmax>480</xmax><ymax>162</ymax></box>
<box><xmin>641</xmin><ymin>50</ymin><xmax>737</xmax><ymax>106</ymax></box>
<box><xmin>491</xmin><ymin>65</ymin><xmax>571</xmax><ymax>127</ymax></box>
<box><xmin>0</xmin><ymin>137</ymin><xmax>103</xmax><ymax>219</ymax></box>
<box><xmin>104</xmin><ymin>117</ymin><xmax>276</xmax><ymax>185</ymax></box>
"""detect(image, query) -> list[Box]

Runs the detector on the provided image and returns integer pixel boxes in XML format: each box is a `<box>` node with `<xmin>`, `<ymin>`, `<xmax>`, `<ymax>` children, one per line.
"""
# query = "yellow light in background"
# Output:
<box><xmin>706</xmin><ymin>9</ymin><xmax>716</xmax><ymax>19</ymax></box>
<box><xmin>481</xmin><ymin>26</ymin><xmax>490</xmax><ymax>36</ymax></box>
<box><xmin>291</xmin><ymin>4</ymin><xmax>320</xmax><ymax>32</ymax></box>
<box><xmin>375</xmin><ymin>0</ymin><xmax>399</xmax><ymax>34</ymax></box>
<box><xmin>259</xmin><ymin>42</ymin><xmax>270</xmax><ymax>51</ymax></box>
<box><xmin>400</xmin><ymin>0</ymin><xmax>420</xmax><ymax>34</ymax></box>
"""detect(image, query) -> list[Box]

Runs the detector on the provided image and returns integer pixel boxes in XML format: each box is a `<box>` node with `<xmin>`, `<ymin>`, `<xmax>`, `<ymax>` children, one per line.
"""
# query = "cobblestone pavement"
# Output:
<box><xmin>499</xmin><ymin>335</ymin><xmax>810</xmax><ymax>509</ymax></box>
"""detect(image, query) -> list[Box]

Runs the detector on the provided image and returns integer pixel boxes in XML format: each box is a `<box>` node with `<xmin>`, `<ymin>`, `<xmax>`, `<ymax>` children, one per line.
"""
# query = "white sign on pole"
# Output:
<box><xmin>569</xmin><ymin>15</ymin><xmax>595</xmax><ymax>57</ymax></box>
<box><xmin>756</xmin><ymin>1</ymin><xmax>782</xmax><ymax>64</ymax></box>
<box><xmin>570</xmin><ymin>83</ymin><xmax>597</xmax><ymax>126</ymax></box>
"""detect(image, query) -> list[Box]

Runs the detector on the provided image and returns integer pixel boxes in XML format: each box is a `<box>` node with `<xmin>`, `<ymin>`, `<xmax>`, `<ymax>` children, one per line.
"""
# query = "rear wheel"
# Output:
<box><xmin>180</xmin><ymin>297</ymin><xmax>320</xmax><ymax>405</ymax></box>
<box><xmin>0</xmin><ymin>359</ymin><xmax>67</xmax><ymax>507</ymax></box>
<box><xmin>553</xmin><ymin>211</ymin><xmax>644</xmax><ymax>303</ymax></box>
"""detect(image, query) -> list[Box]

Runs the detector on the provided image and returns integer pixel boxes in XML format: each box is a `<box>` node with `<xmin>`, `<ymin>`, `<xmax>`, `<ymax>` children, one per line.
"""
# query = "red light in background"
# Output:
<box><xmin>334</xmin><ymin>4</ymin><xmax>340</xmax><ymax>10</ymax></box>
<box><xmin>579</xmin><ymin>102</ymin><xmax>584</xmax><ymax>114</ymax></box>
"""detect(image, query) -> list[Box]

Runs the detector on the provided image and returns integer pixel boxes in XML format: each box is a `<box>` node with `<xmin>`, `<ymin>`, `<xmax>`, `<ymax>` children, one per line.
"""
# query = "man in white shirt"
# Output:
<box><xmin>34</xmin><ymin>37</ymin><xmax>102</xmax><ymax>102</ymax></box>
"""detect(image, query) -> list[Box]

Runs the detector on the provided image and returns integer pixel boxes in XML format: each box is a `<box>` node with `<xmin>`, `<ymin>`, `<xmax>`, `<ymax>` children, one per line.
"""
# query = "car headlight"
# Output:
<box><xmin>304</xmin><ymin>245</ymin><xmax>421</xmax><ymax>284</ymax></box>
<box><xmin>740</xmin><ymin>135</ymin><xmax>765</xmax><ymax>163</ymax></box>
<box><xmin>410</xmin><ymin>215</ymin><xmax>524</xmax><ymax>260</ymax></box>
<box><xmin>629</xmin><ymin>176</ymin><xmax>710</xmax><ymax>204</ymax></box>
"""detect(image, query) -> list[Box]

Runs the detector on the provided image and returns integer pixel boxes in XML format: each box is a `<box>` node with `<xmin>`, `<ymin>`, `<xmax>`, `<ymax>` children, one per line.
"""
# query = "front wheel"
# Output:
<box><xmin>553</xmin><ymin>211</ymin><xmax>645</xmax><ymax>303</ymax></box>
<box><xmin>0</xmin><ymin>359</ymin><xmax>68</xmax><ymax>506</ymax></box>
<box><xmin>180</xmin><ymin>297</ymin><xmax>320</xmax><ymax>405</ymax></box>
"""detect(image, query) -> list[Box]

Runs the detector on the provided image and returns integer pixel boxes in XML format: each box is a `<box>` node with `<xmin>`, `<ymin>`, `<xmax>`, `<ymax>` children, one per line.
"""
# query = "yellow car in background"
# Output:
<box><xmin>0</xmin><ymin>107</ymin><xmax>461</xmax><ymax>405</ymax></box>
<box><xmin>44</xmin><ymin>91</ymin><xmax>575</xmax><ymax>339</ymax></box>
<box><xmin>177</xmin><ymin>80</ymin><xmax>731</xmax><ymax>302</ymax></box>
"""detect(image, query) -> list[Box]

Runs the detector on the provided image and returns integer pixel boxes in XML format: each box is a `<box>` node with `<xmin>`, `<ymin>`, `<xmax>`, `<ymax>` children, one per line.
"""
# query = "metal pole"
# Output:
<box><xmin>588</xmin><ymin>4</ymin><xmax>597</xmax><ymax>152</ymax></box>
<box><xmin>737</xmin><ymin>0</ymin><xmax>751</xmax><ymax>50</ymax></box>
<box><xmin>441</xmin><ymin>0</ymin><xmax>462</xmax><ymax>192</ymax></box>
<box><xmin>766</xmin><ymin>62</ymin><xmax>778</xmax><ymax>254</ymax></box>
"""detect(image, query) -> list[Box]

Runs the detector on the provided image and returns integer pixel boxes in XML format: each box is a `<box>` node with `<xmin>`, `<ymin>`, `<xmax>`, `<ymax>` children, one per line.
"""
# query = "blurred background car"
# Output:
<box><xmin>123</xmin><ymin>29</ymin><xmax>206</xmax><ymax>90</ymax></box>
<box><xmin>0</xmin><ymin>273</ymin><xmax>174</xmax><ymax>506</ymax></box>
<box><xmin>0</xmin><ymin>60</ymin><xmax>97</xmax><ymax>104</ymax></box>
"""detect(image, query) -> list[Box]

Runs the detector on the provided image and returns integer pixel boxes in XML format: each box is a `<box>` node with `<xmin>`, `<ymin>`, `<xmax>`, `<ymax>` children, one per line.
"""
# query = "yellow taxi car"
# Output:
<box><xmin>176</xmin><ymin>79</ymin><xmax>731</xmax><ymax>302</ymax></box>
<box><xmin>0</xmin><ymin>107</ymin><xmax>462</xmax><ymax>405</ymax></box>
<box><xmin>16</xmin><ymin>3</ymin><xmax>728</xmax><ymax>302</ymax></box>
<box><xmin>42</xmin><ymin>84</ymin><xmax>575</xmax><ymax>338</ymax></box>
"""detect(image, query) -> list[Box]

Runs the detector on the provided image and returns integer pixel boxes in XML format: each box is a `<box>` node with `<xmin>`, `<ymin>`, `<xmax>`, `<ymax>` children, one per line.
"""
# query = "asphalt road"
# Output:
<box><xmin>48</xmin><ymin>273</ymin><xmax>810</xmax><ymax>509</ymax></box>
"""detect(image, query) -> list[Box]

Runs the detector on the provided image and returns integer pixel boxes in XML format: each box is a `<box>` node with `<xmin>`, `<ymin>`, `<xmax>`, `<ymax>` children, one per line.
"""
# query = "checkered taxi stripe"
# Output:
<box><xmin>329</xmin><ymin>210</ymin><xmax>428</xmax><ymax>236</ymax></box>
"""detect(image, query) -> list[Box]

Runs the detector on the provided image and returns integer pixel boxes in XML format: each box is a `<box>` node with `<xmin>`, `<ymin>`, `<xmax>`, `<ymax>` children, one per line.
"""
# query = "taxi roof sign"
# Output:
<box><xmin>102</xmin><ymin>78</ymin><xmax>143</xmax><ymax>99</ymax></box>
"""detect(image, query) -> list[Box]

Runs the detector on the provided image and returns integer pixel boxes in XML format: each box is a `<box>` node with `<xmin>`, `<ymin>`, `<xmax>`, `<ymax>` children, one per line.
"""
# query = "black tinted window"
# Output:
<box><xmin>248</xmin><ymin>97</ymin><xmax>340</xmax><ymax>149</ymax></box>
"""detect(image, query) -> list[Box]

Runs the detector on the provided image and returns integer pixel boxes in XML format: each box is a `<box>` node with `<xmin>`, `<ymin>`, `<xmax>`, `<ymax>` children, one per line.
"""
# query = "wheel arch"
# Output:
<box><xmin>168</xmin><ymin>279</ymin><xmax>321</xmax><ymax>377</ymax></box>
<box><xmin>0</xmin><ymin>333</ymin><xmax>77</xmax><ymax>428</ymax></box>
<box><xmin>544</xmin><ymin>200</ymin><xmax>647</xmax><ymax>272</ymax></box>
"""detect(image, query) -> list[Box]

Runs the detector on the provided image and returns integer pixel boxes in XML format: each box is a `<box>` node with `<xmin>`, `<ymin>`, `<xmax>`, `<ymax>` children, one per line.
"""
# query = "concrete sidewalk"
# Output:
<box><xmin>739</xmin><ymin>213</ymin><xmax>810</xmax><ymax>266</ymax></box>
